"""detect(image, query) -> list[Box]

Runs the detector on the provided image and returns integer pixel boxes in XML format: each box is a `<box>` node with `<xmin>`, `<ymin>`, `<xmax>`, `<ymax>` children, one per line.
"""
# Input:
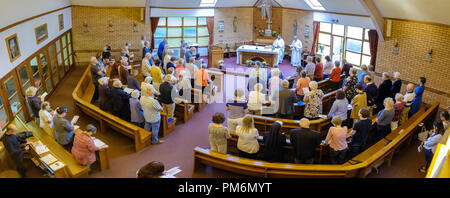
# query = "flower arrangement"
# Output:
<box><xmin>272</xmin><ymin>31</ymin><xmax>278</xmax><ymax>37</ymax></box>
<box><xmin>261</xmin><ymin>61</ymin><xmax>267</xmax><ymax>68</ymax></box>
<box><xmin>318</xmin><ymin>44</ymin><xmax>325</xmax><ymax>53</ymax></box>
<box><xmin>258</xmin><ymin>29</ymin><xmax>265</xmax><ymax>36</ymax></box>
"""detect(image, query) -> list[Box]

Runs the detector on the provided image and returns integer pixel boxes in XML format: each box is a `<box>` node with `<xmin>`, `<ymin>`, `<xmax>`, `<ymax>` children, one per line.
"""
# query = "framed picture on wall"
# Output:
<box><xmin>35</xmin><ymin>23</ymin><xmax>48</xmax><ymax>44</ymax></box>
<box><xmin>58</xmin><ymin>14</ymin><xmax>64</xmax><ymax>30</ymax></box>
<box><xmin>5</xmin><ymin>34</ymin><xmax>21</xmax><ymax>62</ymax></box>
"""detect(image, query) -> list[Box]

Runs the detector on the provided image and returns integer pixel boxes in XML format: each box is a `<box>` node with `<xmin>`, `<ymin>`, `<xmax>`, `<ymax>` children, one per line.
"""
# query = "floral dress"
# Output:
<box><xmin>344</xmin><ymin>76</ymin><xmax>358</xmax><ymax>101</ymax></box>
<box><xmin>304</xmin><ymin>89</ymin><xmax>324</xmax><ymax>118</ymax></box>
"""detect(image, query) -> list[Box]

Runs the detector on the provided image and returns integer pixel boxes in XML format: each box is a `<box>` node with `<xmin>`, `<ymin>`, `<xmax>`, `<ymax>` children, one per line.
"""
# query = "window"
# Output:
<box><xmin>317</xmin><ymin>22</ymin><xmax>371</xmax><ymax>67</ymax></box>
<box><xmin>200</xmin><ymin>0</ymin><xmax>217</xmax><ymax>7</ymax></box>
<box><xmin>154</xmin><ymin>17</ymin><xmax>210</xmax><ymax>48</ymax></box>
<box><xmin>304</xmin><ymin>0</ymin><xmax>325</xmax><ymax>10</ymax></box>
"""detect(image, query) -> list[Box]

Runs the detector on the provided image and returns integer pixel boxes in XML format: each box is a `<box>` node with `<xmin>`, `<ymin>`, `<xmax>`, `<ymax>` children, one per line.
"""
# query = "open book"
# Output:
<box><xmin>124</xmin><ymin>88</ymin><xmax>134</xmax><ymax>95</ymax></box>
<box><xmin>41</xmin><ymin>92</ymin><xmax>48</xmax><ymax>100</ymax></box>
<box><xmin>71</xmin><ymin>115</ymin><xmax>79</xmax><ymax>125</ymax></box>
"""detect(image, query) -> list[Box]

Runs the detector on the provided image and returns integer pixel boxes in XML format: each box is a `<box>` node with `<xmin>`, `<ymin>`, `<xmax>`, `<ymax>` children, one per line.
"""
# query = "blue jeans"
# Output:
<box><xmin>425</xmin><ymin>149</ymin><xmax>434</xmax><ymax>170</ymax></box>
<box><xmin>324</xmin><ymin>74</ymin><xmax>330</xmax><ymax>79</ymax></box>
<box><xmin>145</xmin><ymin>120</ymin><xmax>161</xmax><ymax>144</ymax></box>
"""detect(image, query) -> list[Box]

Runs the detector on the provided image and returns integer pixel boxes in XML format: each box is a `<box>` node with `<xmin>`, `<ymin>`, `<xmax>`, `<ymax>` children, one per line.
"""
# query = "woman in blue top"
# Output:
<box><xmin>418</xmin><ymin>120</ymin><xmax>444</xmax><ymax>173</ymax></box>
<box><xmin>410</xmin><ymin>77</ymin><xmax>426</xmax><ymax>116</ymax></box>
<box><xmin>327</xmin><ymin>90</ymin><xmax>349</xmax><ymax>127</ymax></box>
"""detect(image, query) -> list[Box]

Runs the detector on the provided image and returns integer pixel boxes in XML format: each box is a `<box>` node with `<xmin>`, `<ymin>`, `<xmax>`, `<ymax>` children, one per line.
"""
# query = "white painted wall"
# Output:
<box><xmin>0</xmin><ymin>0</ymin><xmax>70</xmax><ymax>29</ymax></box>
<box><xmin>313</xmin><ymin>12</ymin><xmax>375</xmax><ymax>29</ymax></box>
<box><xmin>0</xmin><ymin>7</ymin><xmax>72</xmax><ymax>78</ymax></box>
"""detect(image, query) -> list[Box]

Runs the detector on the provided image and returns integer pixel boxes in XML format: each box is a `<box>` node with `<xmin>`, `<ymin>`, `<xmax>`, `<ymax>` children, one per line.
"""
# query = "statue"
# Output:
<box><xmin>258</xmin><ymin>0</ymin><xmax>272</xmax><ymax>21</ymax></box>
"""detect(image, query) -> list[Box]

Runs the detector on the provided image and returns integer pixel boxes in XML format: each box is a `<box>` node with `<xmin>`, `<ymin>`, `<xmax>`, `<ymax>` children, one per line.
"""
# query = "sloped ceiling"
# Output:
<box><xmin>69</xmin><ymin>0</ymin><xmax>450</xmax><ymax>25</ymax></box>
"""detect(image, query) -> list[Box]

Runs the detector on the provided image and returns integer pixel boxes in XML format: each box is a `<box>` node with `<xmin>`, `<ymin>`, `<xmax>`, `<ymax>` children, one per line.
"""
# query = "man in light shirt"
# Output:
<box><xmin>185</xmin><ymin>57</ymin><xmax>198</xmax><ymax>87</ymax></box>
<box><xmin>164</xmin><ymin>49</ymin><xmax>174</xmax><ymax>72</ymax></box>
<box><xmin>140</xmin><ymin>88</ymin><xmax>164</xmax><ymax>144</ymax></box>
<box><xmin>141</xmin><ymin>53</ymin><xmax>152</xmax><ymax>77</ymax></box>
<box><xmin>304</xmin><ymin>56</ymin><xmax>315</xmax><ymax>80</ymax></box>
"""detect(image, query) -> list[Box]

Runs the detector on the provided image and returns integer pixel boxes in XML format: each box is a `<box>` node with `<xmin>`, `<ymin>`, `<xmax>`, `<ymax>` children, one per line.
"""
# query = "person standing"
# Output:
<box><xmin>159</xmin><ymin>75</ymin><xmax>178</xmax><ymax>117</ymax></box>
<box><xmin>341</xmin><ymin>59</ymin><xmax>353</xmax><ymax>77</ymax></box>
<box><xmin>164</xmin><ymin>50</ymin><xmax>174</xmax><ymax>72</ymax></box>
<box><xmin>72</xmin><ymin>124</ymin><xmax>104</xmax><ymax>167</ymax></box>
<box><xmin>343</xmin><ymin>68</ymin><xmax>358</xmax><ymax>103</ymax></box>
<box><xmin>313</xmin><ymin>57</ymin><xmax>324</xmax><ymax>82</ymax></box>
<box><xmin>90</xmin><ymin>56</ymin><xmax>104</xmax><ymax>103</ymax></box>
<box><xmin>127</xmin><ymin>69</ymin><xmax>140</xmax><ymax>90</ymax></box>
<box><xmin>39</xmin><ymin>102</ymin><xmax>54</xmax><ymax>138</ymax></box>
<box><xmin>295</xmin><ymin>71</ymin><xmax>310</xmax><ymax>100</ymax></box>
<box><xmin>2</xmin><ymin>124</ymin><xmax>29</xmax><ymax>177</ymax></box>
<box><xmin>328</xmin><ymin>90</ymin><xmax>349</xmax><ymax>126</ymax></box>
<box><xmin>236</xmin><ymin>116</ymin><xmax>260</xmax><ymax>159</ymax></box>
<box><xmin>157</xmin><ymin>39</ymin><xmax>167</xmax><ymax>65</ymax></box>
<box><xmin>26</xmin><ymin>86</ymin><xmax>43</xmax><ymax>120</ymax></box>
<box><xmin>53</xmin><ymin>106</ymin><xmax>75</xmax><ymax>151</ymax></box>
<box><xmin>263</xmin><ymin>121</ymin><xmax>286</xmax><ymax>162</ymax></box>
<box><xmin>349</xmin><ymin>108</ymin><xmax>372</xmax><ymax>156</ymax></box>
<box><xmin>350</xmin><ymin>84</ymin><xmax>367</xmax><ymax>125</ymax></box>
<box><xmin>97</xmin><ymin>77</ymin><xmax>111</xmax><ymax>112</ymax></box>
<box><xmin>364</xmin><ymin>75</ymin><xmax>377</xmax><ymax>116</ymax></box>
<box><xmin>208</xmin><ymin>113</ymin><xmax>230</xmax><ymax>154</ymax></box>
<box><xmin>304</xmin><ymin>56</ymin><xmax>315</xmax><ymax>80</ymax></box>
<box><xmin>142</xmin><ymin>41</ymin><xmax>150</xmax><ymax>59</ymax></box>
<box><xmin>289</xmin><ymin>118</ymin><xmax>321</xmax><ymax>164</ymax></box>
<box><xmin>410</xmin><ymin>77</ymin><xmax>426</xmax><ymax>116</ymax></box>
<box><xmin>273</xmin><ymin>34</ymin><xmax>285</xmax><ymax>64</ymax></box>
<box><xmin>273</xmin><ymin>80</ymin><xmax>299</xmax><ymax>119</ymax></box>
<box><xmin>303</xmin><ymin>81</ymin><xmax>324</xmax><ymax>120</ymax></box>
<box><xmin>141</xmin><ymin>53</ymin><xmax>152</xmax><ymax>78</ymax></box>
<box><xmin>357</xmin><ymin>65</ymin><xmax>370</xmax><ymax>86</ymax></box>
<box><xmin>391</xmin><ymin>72</ymin><xmax>402</xmax><ymax>98</ymax></box>
<box><xmin>248</xmin><ymin>83</ymin><xmax>267</xmax><ymax>116</ymax></box>
<box><xmin>418</xmin><ymin>121</ymin><xmax>444</xmax><ymax>173</ymax></box>
<box><xmin>150</xmin><ymin>60</ymin><xmax>164</xmax><ymax>92</ymax></box>
<box><xmin>130</xmin><ymin>90</ymin><xmax>145</xmax><ymax>128</ymax></box>
<box><xmin>141</xmin><ymin>88</ymin><xmax>164</xmax><ymax>144</ymax></box>
<box><xmin>225</xmin><ymin>89</ymin><xmax>248</xmax><ymax>132</ymax></box>
<box><xmin>391</xmin><ymin>93</ymin><xmax>405</xmax><ymax>130</ymax></box>
<box><xmin>323</xmin><ymin>117</ymin><xmax>349</xmax><ymax>164</ymax></box>
<box><xmin>374</xmin><ymin>72</ymin><xmax>392</xmax><ymax>114</ymax></box>
<box><xmin>195</xmin><ymin>64</ymin><xmax>210</xmax><ymax>92</ymax></box>
<box><xmin>290</xmin><ymin>36</ymin><xmax>302</xmax><ymax>67</ymax></box>
<box><xmin>185</xmin><ymin>57</ymin><xmax>199</xmax><ymax>87</ymax></box>
<box><xmin>375</xmin><ymin>98</ymin><xmax>395</xmax><ymax>140</ymax></box>
<box><xmin>185</xmin><ymin>47</ymin><xmax>196</xmax><ymax>65</ymax></box>
<box><xmin>111</xmin><ymin>80</ymin><xmax>131</xmax><ymax>121</ymax></box>
<box><xmin>323</xmin><ymin>56</ymin><xmax>333</xmax><ymax>79</ymax></box>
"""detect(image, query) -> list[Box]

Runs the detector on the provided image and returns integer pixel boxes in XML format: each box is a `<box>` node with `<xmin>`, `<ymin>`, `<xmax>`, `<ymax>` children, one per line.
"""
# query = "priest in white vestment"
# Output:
<box><xmin>272</xmin><ymin>34</ymin><xmax>285</xmax><ymax>64</ymax></box>
<box><xmin>290</xmin><ymin>36</ymin><xmax>303</xmax><ymax>67</ymax></box>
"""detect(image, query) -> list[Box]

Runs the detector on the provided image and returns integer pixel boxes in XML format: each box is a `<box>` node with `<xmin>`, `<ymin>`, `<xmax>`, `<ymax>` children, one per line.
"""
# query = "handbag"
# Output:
<box><xmin>417</xmin><ymin>123</ymin><xmax>428</xmax><ymax>141</ymax></box>
<box><xmin>16</xmin><ymin>131</ymin><xmax>34</xmax><ymax>144</ymax></box>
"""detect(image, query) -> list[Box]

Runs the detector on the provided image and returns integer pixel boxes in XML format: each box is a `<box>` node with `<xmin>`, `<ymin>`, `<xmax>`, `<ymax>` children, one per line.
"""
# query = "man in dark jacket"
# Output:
<box><xmin>111</xmin><ymin>80</ymin><xmax>131</xmax><ymax>121</ymax></box>
<box><xmin>90</xmin><ymin>56</ymin><xmax>104</xmax><ymax>103</ymax></box>
<box><xmin>289</xmin><ymin>118</ymin><xmax>321</xmax><ymax>164</ymax></box>
<box><xmin>53</xmin><ymin>106</ymin><xmax>75</xmax><ymax>151</ymax></box>
<box><xmin>364</xmin><ymin>76</ymin><xmax>377</xmax><ymax>115</ymax></box>
<box><xmin>127</xmin><ymin>69</ymin><xmax>140</xmax><ymax>90</ymax></box>
<box><xmin>272</xmin><ymin>80</ymin><xmax>298</xmax><ymax>119</ymax></box>
<box><xmin>159</xmin><ymin>75</ymin><xmax>178</xmax><ymax>117</ymax></box>
<box><xmin>2</xmin><ymin>124</ymin><xmax>28</xmax><ymax>177</ymax></box>
<box><xmin>374</xmin><ymin>72</ymin><xmax>392</xmax><ymax>114</ymax></box>
<box><xmin>341</xmin><ymin>59</ymin><xmax>353</xmax><ymax>77</ymax></box>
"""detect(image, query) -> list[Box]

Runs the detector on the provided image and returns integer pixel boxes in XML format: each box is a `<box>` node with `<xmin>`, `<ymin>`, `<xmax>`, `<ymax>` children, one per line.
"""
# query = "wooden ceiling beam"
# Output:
<box><xmin>359</xmin><ymin>0</ymin><xmax>385</xmax><ymax>41</ymax></box>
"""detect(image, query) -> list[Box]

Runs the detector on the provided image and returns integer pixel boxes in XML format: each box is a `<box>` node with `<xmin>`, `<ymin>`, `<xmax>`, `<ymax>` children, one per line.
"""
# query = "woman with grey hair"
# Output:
<box><xmin>303</xmin><ymin>81</ymin><xmax>324</xmax><ymax>120</ymax></box>
<box><xmin>375</xmin><ymin>97</ymin><xmax>395</xmax><ymax>140</ymax></box>
<box><xmin>130</xmin><ymin>90</ymin><xmax>145</xmax><ymax>128</ymax></box>
<box><xmin>98</xmin><ymin>77</ymin><xmax>111</xmax><ymax>112</ymax></box>
<box><xmin>248</xmin><ymin>83</ymin><xmax>267</xmax><ymax>115</ymax></box>
<box><xmin>72</xmin><ymin>124</ymin><xmax>106</xmax><ymax>166</ymax></box>
<box><xmin>391</xmin><ymin>72</ymin><xmax>402</xmax><ymax>98</ymax></box>
<box><xmin>26</xmin><ymin>86</ymin><xmax>43</xmax><ymax>119</ymax></box>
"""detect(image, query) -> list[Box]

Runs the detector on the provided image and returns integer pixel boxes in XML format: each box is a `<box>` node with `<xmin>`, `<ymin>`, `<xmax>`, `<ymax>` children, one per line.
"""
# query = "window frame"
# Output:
<box><xmin>316</xmin><ymin>22</ymin><xmax>371</xmax><ymax>68</ymax></box>
<box><xmin>154</xmin><ymin>17</ymin><xmax>209</xmax><ymax>49</ymax></box>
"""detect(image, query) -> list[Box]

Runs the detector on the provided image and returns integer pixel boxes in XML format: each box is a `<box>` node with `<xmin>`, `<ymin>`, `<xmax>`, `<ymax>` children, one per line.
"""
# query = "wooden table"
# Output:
<box><xmin>236</xmin><ymin>45</ymin><xmax>279</xmax><ymax>67</ymax></box>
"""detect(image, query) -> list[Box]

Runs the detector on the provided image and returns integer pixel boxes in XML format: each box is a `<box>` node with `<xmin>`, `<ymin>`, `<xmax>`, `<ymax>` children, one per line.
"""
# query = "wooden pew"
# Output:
<box><xmin>72</xmin><ymin>65</ymin><xmax>152</xmax><ymax>152</ymax></box>
<box><xmin>288</xmin><ymin>74</ymin><xmax>344</xmax><ymax>94</ymax></box>
<box><xmin>160</xmin><ymin>112</ymin><xmax>176</xmax><ymax>137</ymax></box>
<box><xmin>191</xmin><ymin>88</ymin><xmax>206</xmax><ymax>112</ymax></box>
<box><xmin>175</xmin><ymin>103</ymin><xmax>195</xmax><ymax>123</ymax></box>
<box><xmin>193</xmin><ymin>102</ymin><xmax>439</xmax><ymax>178</ymax></box>
<box><xmin>252</xmin><ymin>115</ymin><xmax>331</xmax><ymax>137</ymax></box>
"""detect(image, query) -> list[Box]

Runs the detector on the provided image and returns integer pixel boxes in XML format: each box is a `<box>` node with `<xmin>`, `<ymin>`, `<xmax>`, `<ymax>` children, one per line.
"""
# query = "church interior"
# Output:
<box><xmin>0</xmin><ymin>0</ymin><xmax>449</xmax><ymax>179</ymax></box>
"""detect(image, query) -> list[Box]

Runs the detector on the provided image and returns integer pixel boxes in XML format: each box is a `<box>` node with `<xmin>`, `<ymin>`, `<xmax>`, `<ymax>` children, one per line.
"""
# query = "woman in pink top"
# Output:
<box><xmin>296</xmin><ymin>71</ymin><xmax>310</xmax><ymax>100</ymax></box>
<box><xmin>323</xmin><ymin>117</ymin><xmax>349</xmax><ymax>164</ymax></box>
<box><xmin>72</xmin><ymin>125</ymin><xmax>102</xmax><ymax>166</ymax></box>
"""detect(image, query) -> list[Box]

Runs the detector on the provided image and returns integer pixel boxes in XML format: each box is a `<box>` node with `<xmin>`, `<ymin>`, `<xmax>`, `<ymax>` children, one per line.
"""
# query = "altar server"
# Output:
<box><xmin>290</xmin><ymin>36</ymin><xmax>303</xmax><ymax>67</ymax></box>
<box><xmin>273</xmin><ymin>34</ymin><xmax>285</xmax><ymax>64</ymax></box>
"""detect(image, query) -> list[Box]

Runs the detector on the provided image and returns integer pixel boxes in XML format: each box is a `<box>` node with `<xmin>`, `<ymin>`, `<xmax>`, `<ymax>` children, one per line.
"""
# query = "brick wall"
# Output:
<box><xmin>71</xmin><ymin>6</ymin><xmax>151</xmax><ymax>64</ymax></box>
<box><xmin>281</xmin><ymin>9</ymin><xmax>314</xmax><ymax>52</ymax></box>
<box><xmin>213</xmin><ymin>7</ymin><xmax>254</xmax><ymax>45</ymax></box>
<box><xmin>376</xmin><ymin>20</ymin><xmax>450</xmax><ymax>108</ymax></box>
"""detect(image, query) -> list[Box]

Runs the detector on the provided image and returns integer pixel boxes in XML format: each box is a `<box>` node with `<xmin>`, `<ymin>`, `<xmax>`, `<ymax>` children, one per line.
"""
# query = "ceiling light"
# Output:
<box><xmin>304</xmin><ymin>0</ymin><xmax>325</xmax><ymax>10</ymax></box>
<box><xmin>200</xmin><ymin>0</ymin><xmax>217</xmax><ymax>7</ymax></box>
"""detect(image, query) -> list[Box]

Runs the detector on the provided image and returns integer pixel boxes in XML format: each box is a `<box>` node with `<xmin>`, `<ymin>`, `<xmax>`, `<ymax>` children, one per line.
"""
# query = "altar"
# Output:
<box><xmin>236</xmin><ymin>45</ymin><xmax>280</xmax><ymax>67</ymax></box>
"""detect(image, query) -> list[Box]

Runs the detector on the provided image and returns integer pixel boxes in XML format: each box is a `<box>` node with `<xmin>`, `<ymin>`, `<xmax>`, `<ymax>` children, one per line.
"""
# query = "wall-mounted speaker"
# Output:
<box><xmin>386</xmin><ymin>19</ymin><xmax>392</xmax><ymax>37</ymax></box>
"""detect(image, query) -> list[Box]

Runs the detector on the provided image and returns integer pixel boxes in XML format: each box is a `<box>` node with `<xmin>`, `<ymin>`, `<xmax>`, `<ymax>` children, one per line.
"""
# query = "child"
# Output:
<box><xmin>391</xmin><ymin>93</ymin><xmax>405</xmax><ymax>130</ymax></box>
<box><xmin>323</xmin><ymin>117</ymin><xmax>349</xmax><ymax>164</ymax></box>
<box><xmin>349</xmin><ymin>108</ymin><xmax>371</xmax><ymax>156</ymax></box>
<box><xmin>208</xmin><ymin>112</ymin><xmax>230</xmax><ymax>154</ymax></box>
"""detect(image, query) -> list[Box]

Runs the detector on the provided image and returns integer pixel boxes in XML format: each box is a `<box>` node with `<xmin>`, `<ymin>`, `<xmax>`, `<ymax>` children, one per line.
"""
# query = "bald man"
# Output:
<box><xmin>2</xmin><ymin>124</ymin><xmax>29</xmax><ymax>177</ymax></box>
<box><xmin>289</xmin><ymin>118</ymin><xmax>321</xmax><ymax>164</ymax></box>
<box><xmin>272</xmin><ymin>80</ymin><xmax>298</xmax><ymax>119</ymax></box>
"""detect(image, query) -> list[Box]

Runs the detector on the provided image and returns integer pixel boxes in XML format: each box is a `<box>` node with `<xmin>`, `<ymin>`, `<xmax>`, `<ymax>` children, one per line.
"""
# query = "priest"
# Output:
<box><xmin>290</xmin><ymin>36</ymin><xmax>302</xmax><ymax>67</ymax></box>
<box><xmin>272</xmin><ymin>34</ymin><xmax>285</xmax><ymax>64</ymax></box>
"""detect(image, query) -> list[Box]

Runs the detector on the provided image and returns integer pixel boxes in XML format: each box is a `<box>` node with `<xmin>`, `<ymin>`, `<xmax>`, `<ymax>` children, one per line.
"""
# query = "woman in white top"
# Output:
<box><xmin>236</xmin><ymin>116</ymin><xmax>259</xmax><ymax>159</ymax></box>
<box><xmin>323</xmin><ymin>56</ymin><xmax>333</xmax><ymax>79</ymax></box>
<box><xmin>248</xmin><ymin>83</ymin><xmax>266</xmax><ymax>115</ymax></box>
<box><xmin>269</xmin><ymin>68</ymin><xmax>282</xmax><ymax>98</ymax></box>
<box><xmin>175</xmin><ymin>72</ymin><xmax>192</xmax><ymax>103</ymax></box>
<box><xmin>39</xmin><ymin>101</ymin><xmax>54</xmax><ymax>138</ymax></box>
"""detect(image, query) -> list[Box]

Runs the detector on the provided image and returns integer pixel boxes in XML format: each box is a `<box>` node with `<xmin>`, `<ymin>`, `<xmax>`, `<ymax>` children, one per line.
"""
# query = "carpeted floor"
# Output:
<box><xmin>35</xmin><ymin>63</ymin><xmax>427</xmax><ymax>178</ymax></box>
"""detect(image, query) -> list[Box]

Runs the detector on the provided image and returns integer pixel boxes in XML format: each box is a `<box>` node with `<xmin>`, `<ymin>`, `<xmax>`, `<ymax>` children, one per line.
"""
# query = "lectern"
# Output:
<box><xmin>208</xmin><ymin>45</ymin><xmax>224</xmax><ymax>68</ymax></box>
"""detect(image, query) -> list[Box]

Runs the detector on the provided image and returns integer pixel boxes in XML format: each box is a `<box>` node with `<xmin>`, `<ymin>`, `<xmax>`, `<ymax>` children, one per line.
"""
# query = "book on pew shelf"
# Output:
<box><xmin>49</xmin><ymin>161</ymin><xmax>65</xmax><ymax>171</ymax></box>
<box><xmin>40</xmin><ymin>154</ymin><xmax>57</xmax><ymax>165</ymax></box>
<box><xmin>35</xmin><ymin>144</ymin><xmax>49</xmax><ymax>155</ymax></box>
<box><xmin>71</xmin><ymin>115</ymin><xmax>79</xmax><ymax>125</ymax></box>
<box><xmin>41</xmin><ymin>92</ymin><xmax>48</xmax><ymax>100</ymax></box>
<box><xmin>93</xmin><ymin>139</ymin><xmax>106</xmax><ymax>148</ymax></box>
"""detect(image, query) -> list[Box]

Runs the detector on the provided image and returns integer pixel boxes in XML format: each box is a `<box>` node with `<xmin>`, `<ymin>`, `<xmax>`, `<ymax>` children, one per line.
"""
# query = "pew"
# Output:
<box><xmin>191</xmin><ymin>88</ymin><xmax>207</xmax><ymax>112</ymax></box>
<box><xmin>193</xmin><ymin>102</ymin><xmax>439</xmax><ymax>178</ymax></box>
<box><xmin>160</xmin><ymin>112</ymin><xmax>176</xmax><ymax>137</ymax></box>
<box><xmin>288</xmin><ymin>74</ymin><xmax>344</xmax><ymax>94</ymax></box>
<box><xmin>174</xmin><ymin>102</ymin><xmax>195</xmax><ymax>123</ymax></box>
<box><xmin>252</xmin><ymin>115</ymin><xmax>331</xmax><ymax>137</ymax></box>
<box><xmin>73</xmin><ymin>65</ymin><xmax>152</xmax><ymax>152</ymax></box>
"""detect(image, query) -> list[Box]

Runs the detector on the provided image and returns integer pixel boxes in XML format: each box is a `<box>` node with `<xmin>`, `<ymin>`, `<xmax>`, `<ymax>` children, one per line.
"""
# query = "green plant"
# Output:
<box><xmin>246</xmin><ymin>60</ymin><xmax>253</xmax><ymax>67</ymax></box>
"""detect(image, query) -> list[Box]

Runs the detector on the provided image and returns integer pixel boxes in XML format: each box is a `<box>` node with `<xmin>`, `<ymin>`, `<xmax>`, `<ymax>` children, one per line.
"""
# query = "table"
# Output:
<box><xmin>236</xmin><ymin>45</ymin><xmax>280</xmax><ymax>67</ymax></box>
